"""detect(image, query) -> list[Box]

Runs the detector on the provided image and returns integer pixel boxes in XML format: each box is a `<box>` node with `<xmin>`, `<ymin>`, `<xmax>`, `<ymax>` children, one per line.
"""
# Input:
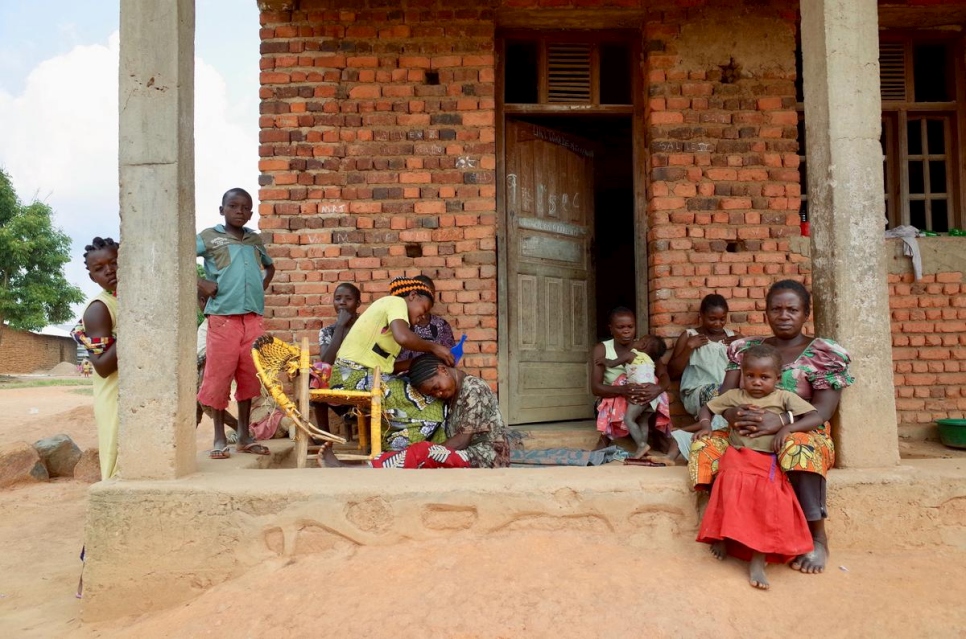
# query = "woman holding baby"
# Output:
<box><xmin>689</xmin><ymin>280</ymin><xmax>854</xmax><ymax>578</ymax></box>
<box><xmin>590</xmin><ymin>306</ymin><xmax>671</xmax><ymax>459</ymax></box>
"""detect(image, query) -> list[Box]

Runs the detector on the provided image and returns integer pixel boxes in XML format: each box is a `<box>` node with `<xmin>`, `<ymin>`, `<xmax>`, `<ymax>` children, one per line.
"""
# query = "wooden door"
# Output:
<box><xmin>506</xmin><ymin>120</ymin><xmax>596</xmax><ymax>424</ymax></box>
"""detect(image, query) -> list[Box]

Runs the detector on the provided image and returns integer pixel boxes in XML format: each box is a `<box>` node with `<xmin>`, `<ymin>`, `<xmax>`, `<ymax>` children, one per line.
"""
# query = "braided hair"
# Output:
<box><xmin>83</xmin><ymin>237</ymin><xmax>119</xmax><ymax>270</ymax></box>
<box><xmin>407</xmin><ymin>353</ymin><xmax>446</xmax><ymax>389</ymax></box>
<box><xmin>389</xmin><ymin>276</ymin><xmax>434</xmax><ymax>302</ymax></box>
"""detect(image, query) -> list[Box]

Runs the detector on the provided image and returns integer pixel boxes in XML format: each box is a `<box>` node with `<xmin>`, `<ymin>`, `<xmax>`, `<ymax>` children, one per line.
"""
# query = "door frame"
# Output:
<box><xmin>495</xmin><ymin>29</ymin><xmax>647</xmax><ymax>422</ymax></box>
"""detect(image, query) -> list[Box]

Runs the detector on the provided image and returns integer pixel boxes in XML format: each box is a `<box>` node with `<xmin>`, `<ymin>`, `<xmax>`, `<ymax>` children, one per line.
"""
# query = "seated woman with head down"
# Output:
<box><xmin>320</xmin><ymin>353</ymin><xmax>510</xmax><ymax>468</ymax></box>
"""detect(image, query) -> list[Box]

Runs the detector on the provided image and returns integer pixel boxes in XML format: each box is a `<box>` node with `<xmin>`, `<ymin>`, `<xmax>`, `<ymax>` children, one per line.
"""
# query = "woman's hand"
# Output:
<box><xmin>637</xmin><ymin>383</ymin><xmax>664</xmax><ymax>403</ymax></box>
<box><xmin>622</xmin><ymin>383</ymin><xmax>646</xmax><ymax>404</ymax></box>
<box><xmin>430</xmin><ymin>342</ymin><xmax>456</xmax><ymax>367</ymax></box>
<box><xmin>686</xmin><ymin>333</ymin><xmax>709</xmax><ymax>350</ymax></box>
<box><xmin>733</xmin><ymin>405</ymin><xmax>784</xmax><ymax>438</ymax></box>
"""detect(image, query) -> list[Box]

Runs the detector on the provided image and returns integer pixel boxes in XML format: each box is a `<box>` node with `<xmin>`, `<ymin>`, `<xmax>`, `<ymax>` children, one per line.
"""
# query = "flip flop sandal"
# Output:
<box><xmin>209</xmin><ymin>446</ymin><xmax>231</xmax><ymax>460</ymax></box>
<box><xmin>236</xmin><ymin>443</ymin><xmax>270</xmax><ymax>456</ymax></box>
<box><xmin>623</xmin><ymin>458</ymin><xmax>670</xmax><ymax>467</ymax></box>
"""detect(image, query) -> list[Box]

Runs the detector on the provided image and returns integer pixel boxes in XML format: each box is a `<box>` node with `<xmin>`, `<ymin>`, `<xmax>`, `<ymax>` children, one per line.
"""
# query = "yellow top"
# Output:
<box><xmin>87</xmin><ymin>290</ymin><xmax>119</xmax><ymax>480</ymax></box>
<box><xmin>336</xmin><ymin>295</ymin><xmax>409</xmax><ymax>374</ymax></box>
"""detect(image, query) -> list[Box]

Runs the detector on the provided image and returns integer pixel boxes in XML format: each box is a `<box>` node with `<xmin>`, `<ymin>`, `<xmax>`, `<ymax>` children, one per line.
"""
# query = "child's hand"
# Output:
<box><xmin>686</xmin><ymin>333</ymin><xmax>709</xmax><ymax>350</ymax></box>
<box><xmin>198</xmin><ymin>279</ymin><xmax>218</xmax><ymax>299</ymax></box>
<box><xmin>691</xmin><ymin>422</ymin><xmax>712</xmax><ymax>441</ymax></box>
<box><xmin>773</xmin><ymin>427</ymin><xmax>792</xmax><ymax>454</ymax></box>
<box><xmin>723</xmin><ymin>334</ymin><xmax>742</xmax><ymax>345</ymax></box>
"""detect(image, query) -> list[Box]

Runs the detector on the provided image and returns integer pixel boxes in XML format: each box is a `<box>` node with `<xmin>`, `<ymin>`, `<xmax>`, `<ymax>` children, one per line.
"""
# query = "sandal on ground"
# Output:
<box><xmin>209</xmin><ymin>446</ymin><xmax>231</xmax><ymax>460</ymax></box>
<box><xmin>236</xmin><ymin>442</ymin><xmax>270</xmax><ymax>456</ymax></box>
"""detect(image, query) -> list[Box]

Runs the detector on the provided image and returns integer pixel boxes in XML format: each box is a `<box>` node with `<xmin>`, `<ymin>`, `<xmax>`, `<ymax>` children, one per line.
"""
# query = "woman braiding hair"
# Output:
<box><xmin>325</xmin><ymin>276</ymin><xmax>456</xmax><ymax>454</ymax></box>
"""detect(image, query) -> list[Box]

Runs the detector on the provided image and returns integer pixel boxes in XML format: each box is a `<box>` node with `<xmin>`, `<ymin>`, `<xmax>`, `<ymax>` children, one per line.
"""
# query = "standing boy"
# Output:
<box><xmin>197</xmin><ymin>188</ymin><xmax>275</xmax><ymax>458</ymax></box>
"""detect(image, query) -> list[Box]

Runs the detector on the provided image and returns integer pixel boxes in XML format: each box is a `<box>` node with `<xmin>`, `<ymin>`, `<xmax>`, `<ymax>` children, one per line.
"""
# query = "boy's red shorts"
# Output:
<box><xmin>197</xmin><ymin>313</ymin><xmax>263</xmax><ymax>410</ymax></box>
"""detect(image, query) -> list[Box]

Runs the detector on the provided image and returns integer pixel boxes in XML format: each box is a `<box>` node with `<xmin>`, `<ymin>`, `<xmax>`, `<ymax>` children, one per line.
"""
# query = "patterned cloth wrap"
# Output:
<box><xmin>688</xmin><ymin>337</ymin><xmax>854</xmax><ymax>489</ymax></box>
<box><xmin>329</xmin><ymin>358</ymin><xmax>447</xmax><ymax>451</ymax></box>
<box><xmin>595</xmin><ymin>374</ymin><xmax>672</xmax><ymax>440</ymax></box>
<box><xmin>71</xmin><ymin>323</ymin><xmax>115</xmax><ymax>356</ymax></box>
<box><xmin>370</xmin><ymin>441</ymin><xmax>470</xmax><ymax>469</ymax></box>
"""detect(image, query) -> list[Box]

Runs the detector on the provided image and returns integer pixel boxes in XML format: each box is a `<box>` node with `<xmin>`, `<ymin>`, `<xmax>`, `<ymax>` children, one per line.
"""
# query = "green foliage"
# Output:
<box><xmin>197</xmin><ymin>264</ymin><xmax>206</xmax><ymax>326</ymax></box>
<box><xmin>0</xmin><ymin>169</ymin><xmax>84</xmax><ymax>342</ymax></box>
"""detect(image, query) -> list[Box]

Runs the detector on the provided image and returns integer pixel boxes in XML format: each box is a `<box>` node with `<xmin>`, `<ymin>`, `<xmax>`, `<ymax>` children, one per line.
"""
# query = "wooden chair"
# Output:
<box><xmin>252</xmin><ymin>335</ymin><xmax>383</xmax><ymax>468</ymax></box>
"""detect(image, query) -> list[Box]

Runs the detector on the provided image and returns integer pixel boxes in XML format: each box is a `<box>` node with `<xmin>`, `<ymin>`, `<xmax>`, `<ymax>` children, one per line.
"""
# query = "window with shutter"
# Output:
<box><xmin>503</xmin><ymin>33</ymin><xmax>633</xmax><ymax>108</ymax></box>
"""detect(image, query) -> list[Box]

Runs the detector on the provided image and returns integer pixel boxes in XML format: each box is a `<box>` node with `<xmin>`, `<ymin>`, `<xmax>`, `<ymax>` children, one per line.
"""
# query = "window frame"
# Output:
<box><xmin>879</xmin><ymin>31</ymin><xmax>966</xmax><ymax>231</ymax></box>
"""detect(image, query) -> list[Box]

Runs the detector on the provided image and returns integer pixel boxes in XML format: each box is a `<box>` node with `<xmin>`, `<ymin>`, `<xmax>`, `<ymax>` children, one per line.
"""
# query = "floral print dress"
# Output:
<box><xmin>688</xmin><ymin>337</ymin><xmax>853</xmax><ymax>488</ymax></box>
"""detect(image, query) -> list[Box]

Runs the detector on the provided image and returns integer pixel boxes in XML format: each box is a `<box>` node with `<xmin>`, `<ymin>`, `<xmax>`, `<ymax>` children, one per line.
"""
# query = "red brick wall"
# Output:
<box><xmin>643</xmin><ymin>0</ymin><xmax>806</xmax><ymax>342</ymax></box>
<box><xmin>258</xmin><ymin>0</ymin><xmax>498</xmax><ymax>382</ymax></box>
<box><xmin>889</xmin><ymin>266</ymin><xmax>966</xmax><ymax>430</ymax></box>
<box><xmin>0</xmin><ymin>329</ymin><xmax>78</xmax><ymax>375</ymax></box>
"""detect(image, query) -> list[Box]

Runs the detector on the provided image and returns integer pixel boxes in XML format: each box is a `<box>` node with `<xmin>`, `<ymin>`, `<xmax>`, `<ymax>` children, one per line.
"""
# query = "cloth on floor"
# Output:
<box><xmin>885</xmin><ymin>224</ymin><xmax>923</xmax><ymax>281</ymax></box>
<box><xmin>510</xmin><ymin>445</ymin><xmax>628</xmax><ymax>467</ymax></box>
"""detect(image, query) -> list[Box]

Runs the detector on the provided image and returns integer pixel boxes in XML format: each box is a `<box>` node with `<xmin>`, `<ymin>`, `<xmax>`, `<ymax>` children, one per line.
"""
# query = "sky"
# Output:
<box><xmin>0</xmin><ymin>0</ymin><xmax>261</xmax><ymax>319</ymax></box>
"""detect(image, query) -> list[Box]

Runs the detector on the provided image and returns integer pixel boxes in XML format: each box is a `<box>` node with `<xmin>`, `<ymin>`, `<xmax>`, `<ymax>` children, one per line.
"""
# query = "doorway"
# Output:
<box><xmin>502</xmin><ymin>115</ymin><xmax>637</xmax><ymax>425</ymax></box>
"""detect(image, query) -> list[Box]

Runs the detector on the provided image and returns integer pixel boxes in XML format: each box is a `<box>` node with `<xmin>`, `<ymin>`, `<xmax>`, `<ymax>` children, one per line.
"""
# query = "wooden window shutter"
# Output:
<box><xmin>879</xmin><ymin>41</ymin><xmax>906</xmax><ymax>102</ymax></box>
<box><xmin>547</xmin><ymin>42</ymin><xmax>592</xmax><ymax>103</ymax></box>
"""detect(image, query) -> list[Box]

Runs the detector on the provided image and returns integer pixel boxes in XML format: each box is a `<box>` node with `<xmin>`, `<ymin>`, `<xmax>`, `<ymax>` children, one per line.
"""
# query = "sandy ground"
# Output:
<box><xmin>2</xmin><ymin>382</ymin><xmax>966</xmax><ymax>638</ymax></box>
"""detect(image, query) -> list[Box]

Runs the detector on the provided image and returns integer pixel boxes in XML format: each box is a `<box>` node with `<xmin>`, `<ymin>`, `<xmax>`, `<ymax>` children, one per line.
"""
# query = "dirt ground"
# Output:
<box><xmin>2</xmin><ymin>382</ymin><xmax>966</xmax><ymax>638</ymax></box>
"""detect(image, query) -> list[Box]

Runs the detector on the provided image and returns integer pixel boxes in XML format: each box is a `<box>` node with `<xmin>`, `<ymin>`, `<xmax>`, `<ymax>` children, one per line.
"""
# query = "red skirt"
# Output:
<box><xmin>697</xmin><ymin>447</ymin><xmax>813</xmax><ymax>564</ymax></box>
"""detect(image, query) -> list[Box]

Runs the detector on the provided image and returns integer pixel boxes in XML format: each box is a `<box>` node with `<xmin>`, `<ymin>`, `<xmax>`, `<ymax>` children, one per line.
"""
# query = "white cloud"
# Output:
<box><xmin>0</xmin><ymin>30</ymin><xmax>259</xmax><ymax>312</ymax></box>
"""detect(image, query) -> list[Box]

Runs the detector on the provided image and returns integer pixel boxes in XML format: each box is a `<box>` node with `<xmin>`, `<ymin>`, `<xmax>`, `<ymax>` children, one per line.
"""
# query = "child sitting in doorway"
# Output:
<box><xmin>693</xmin><ymin>343</ymin><xmax>818</xmax><ymax>590</ymax></box>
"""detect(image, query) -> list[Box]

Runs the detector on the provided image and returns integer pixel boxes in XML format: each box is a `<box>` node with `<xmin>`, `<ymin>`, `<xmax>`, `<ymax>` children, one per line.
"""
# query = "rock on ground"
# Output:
<box><xmin>73</xmin><ymin>448</ymin><xmax>101</xmax><ymax>483</ymax></box>
<box><xmin>33</xmin><ymin>434</ymin><xmax>82</xmax><ymax>478</ymax></box>
<box><xmin>0</xmin><ymin>441</ymin><xmax>49</xmax><ymax>489</ymax></box>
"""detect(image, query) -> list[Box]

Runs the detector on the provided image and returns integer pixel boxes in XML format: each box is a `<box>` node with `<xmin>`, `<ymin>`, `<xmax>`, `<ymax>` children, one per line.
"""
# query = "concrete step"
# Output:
<box><xmin>510</xmin><ymin>420</ymin><xmax>637</xmax><ymax>452</ymax></box>
<box><xmin>511</xmin><ymin>420</ymin><xmax>598</xmax><ymax>450</ymax></box>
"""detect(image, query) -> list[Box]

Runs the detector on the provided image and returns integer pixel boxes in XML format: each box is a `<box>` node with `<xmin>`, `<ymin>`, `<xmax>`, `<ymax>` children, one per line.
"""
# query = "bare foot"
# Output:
<box><xmin>710</xmin><ymin>540</ymin><xmax>727</xmax><ymax>560</ymax></box>
<box><xmin>791</xmin><ymin>539</ymin><xmax>828</xmax><ymax>574</ymax></box>
<box><xmin>749</xmin><ymin>552</ymin><xmax>769</xmax><ymax>590</ymax></box>
<box><xmin>630</xmin><ymin>444</ymin><xmax>651</xmax><ymax>460</ymax></box>
<box><xmin>317</xmin><ymin>443</ymin><xmax>346</xmax><ymax>468</ymax></box>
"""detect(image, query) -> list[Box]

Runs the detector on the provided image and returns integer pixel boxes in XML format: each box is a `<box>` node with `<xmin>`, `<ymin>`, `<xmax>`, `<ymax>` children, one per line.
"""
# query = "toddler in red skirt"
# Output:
<box><xmin>692</xmin><ymin>344</ymin><xmax>819</xmax><ymax>589</ymax></box>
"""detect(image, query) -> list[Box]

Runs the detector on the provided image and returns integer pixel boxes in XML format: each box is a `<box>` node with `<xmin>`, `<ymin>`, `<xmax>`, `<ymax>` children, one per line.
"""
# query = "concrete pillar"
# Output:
<box><xmin>117</xmin><ymin>0</ymin><xmax>197</xmax><ymax>479</ymax></box>
<box><xmin>800</xmin><ymin>0</ymin><xmax>899</xmax><ymax>468</ymax></box>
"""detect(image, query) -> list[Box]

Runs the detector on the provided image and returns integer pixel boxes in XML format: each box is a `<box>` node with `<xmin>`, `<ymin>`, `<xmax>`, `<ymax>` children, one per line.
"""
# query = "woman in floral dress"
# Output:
<box><xmin>689</xmin><ymin>280</ymin><xmax>853</xmax><ymax>575</ymax></box>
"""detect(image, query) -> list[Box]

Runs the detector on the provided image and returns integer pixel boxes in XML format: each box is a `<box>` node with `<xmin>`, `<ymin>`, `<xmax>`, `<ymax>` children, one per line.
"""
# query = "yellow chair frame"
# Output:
<box><xmin>252</xmin><ymin>335</ymin><xmax>383</xmax><ymax>468</ymax></box>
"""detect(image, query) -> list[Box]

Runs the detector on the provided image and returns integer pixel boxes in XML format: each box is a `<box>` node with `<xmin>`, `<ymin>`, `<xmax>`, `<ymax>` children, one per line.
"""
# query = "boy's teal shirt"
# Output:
<box><xmin>196</xmin><ymin>225</ymin><xmax>273</xmax><ymax>316</ymax></box>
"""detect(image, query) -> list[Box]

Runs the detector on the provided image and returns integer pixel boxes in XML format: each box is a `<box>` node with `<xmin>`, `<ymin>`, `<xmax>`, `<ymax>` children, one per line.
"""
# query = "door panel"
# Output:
<box><xmin>506</xmin><ymin>119</ymin><xmax>596</xmax><ymax>424</ymax></box>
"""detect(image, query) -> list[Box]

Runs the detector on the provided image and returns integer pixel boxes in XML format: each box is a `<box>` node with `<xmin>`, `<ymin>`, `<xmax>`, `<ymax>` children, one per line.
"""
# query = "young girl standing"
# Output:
<box><xmin>72</xmin><ymin>237</ymin><xmax>120</xmax><ymax>480</ymax></box>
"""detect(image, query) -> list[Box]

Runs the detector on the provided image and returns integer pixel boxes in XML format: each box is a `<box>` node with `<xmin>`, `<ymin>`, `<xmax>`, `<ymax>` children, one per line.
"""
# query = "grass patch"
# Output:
<box><xmin>70</xmin><ymin>387</ymin><xmax>94</xmax><ymax>396</ymax></box>
<box><xmin>0</xmin><ymin>377</ymin><xmax>94</xmax><ymax>390</ymax></box>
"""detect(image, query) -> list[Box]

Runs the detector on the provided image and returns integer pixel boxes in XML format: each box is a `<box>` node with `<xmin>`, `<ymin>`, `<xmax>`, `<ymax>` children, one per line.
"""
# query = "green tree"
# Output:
<box><xmin>0</xmin><ymin>168</ymin><xmax>84</xmax><ymax>343</ymax></box>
